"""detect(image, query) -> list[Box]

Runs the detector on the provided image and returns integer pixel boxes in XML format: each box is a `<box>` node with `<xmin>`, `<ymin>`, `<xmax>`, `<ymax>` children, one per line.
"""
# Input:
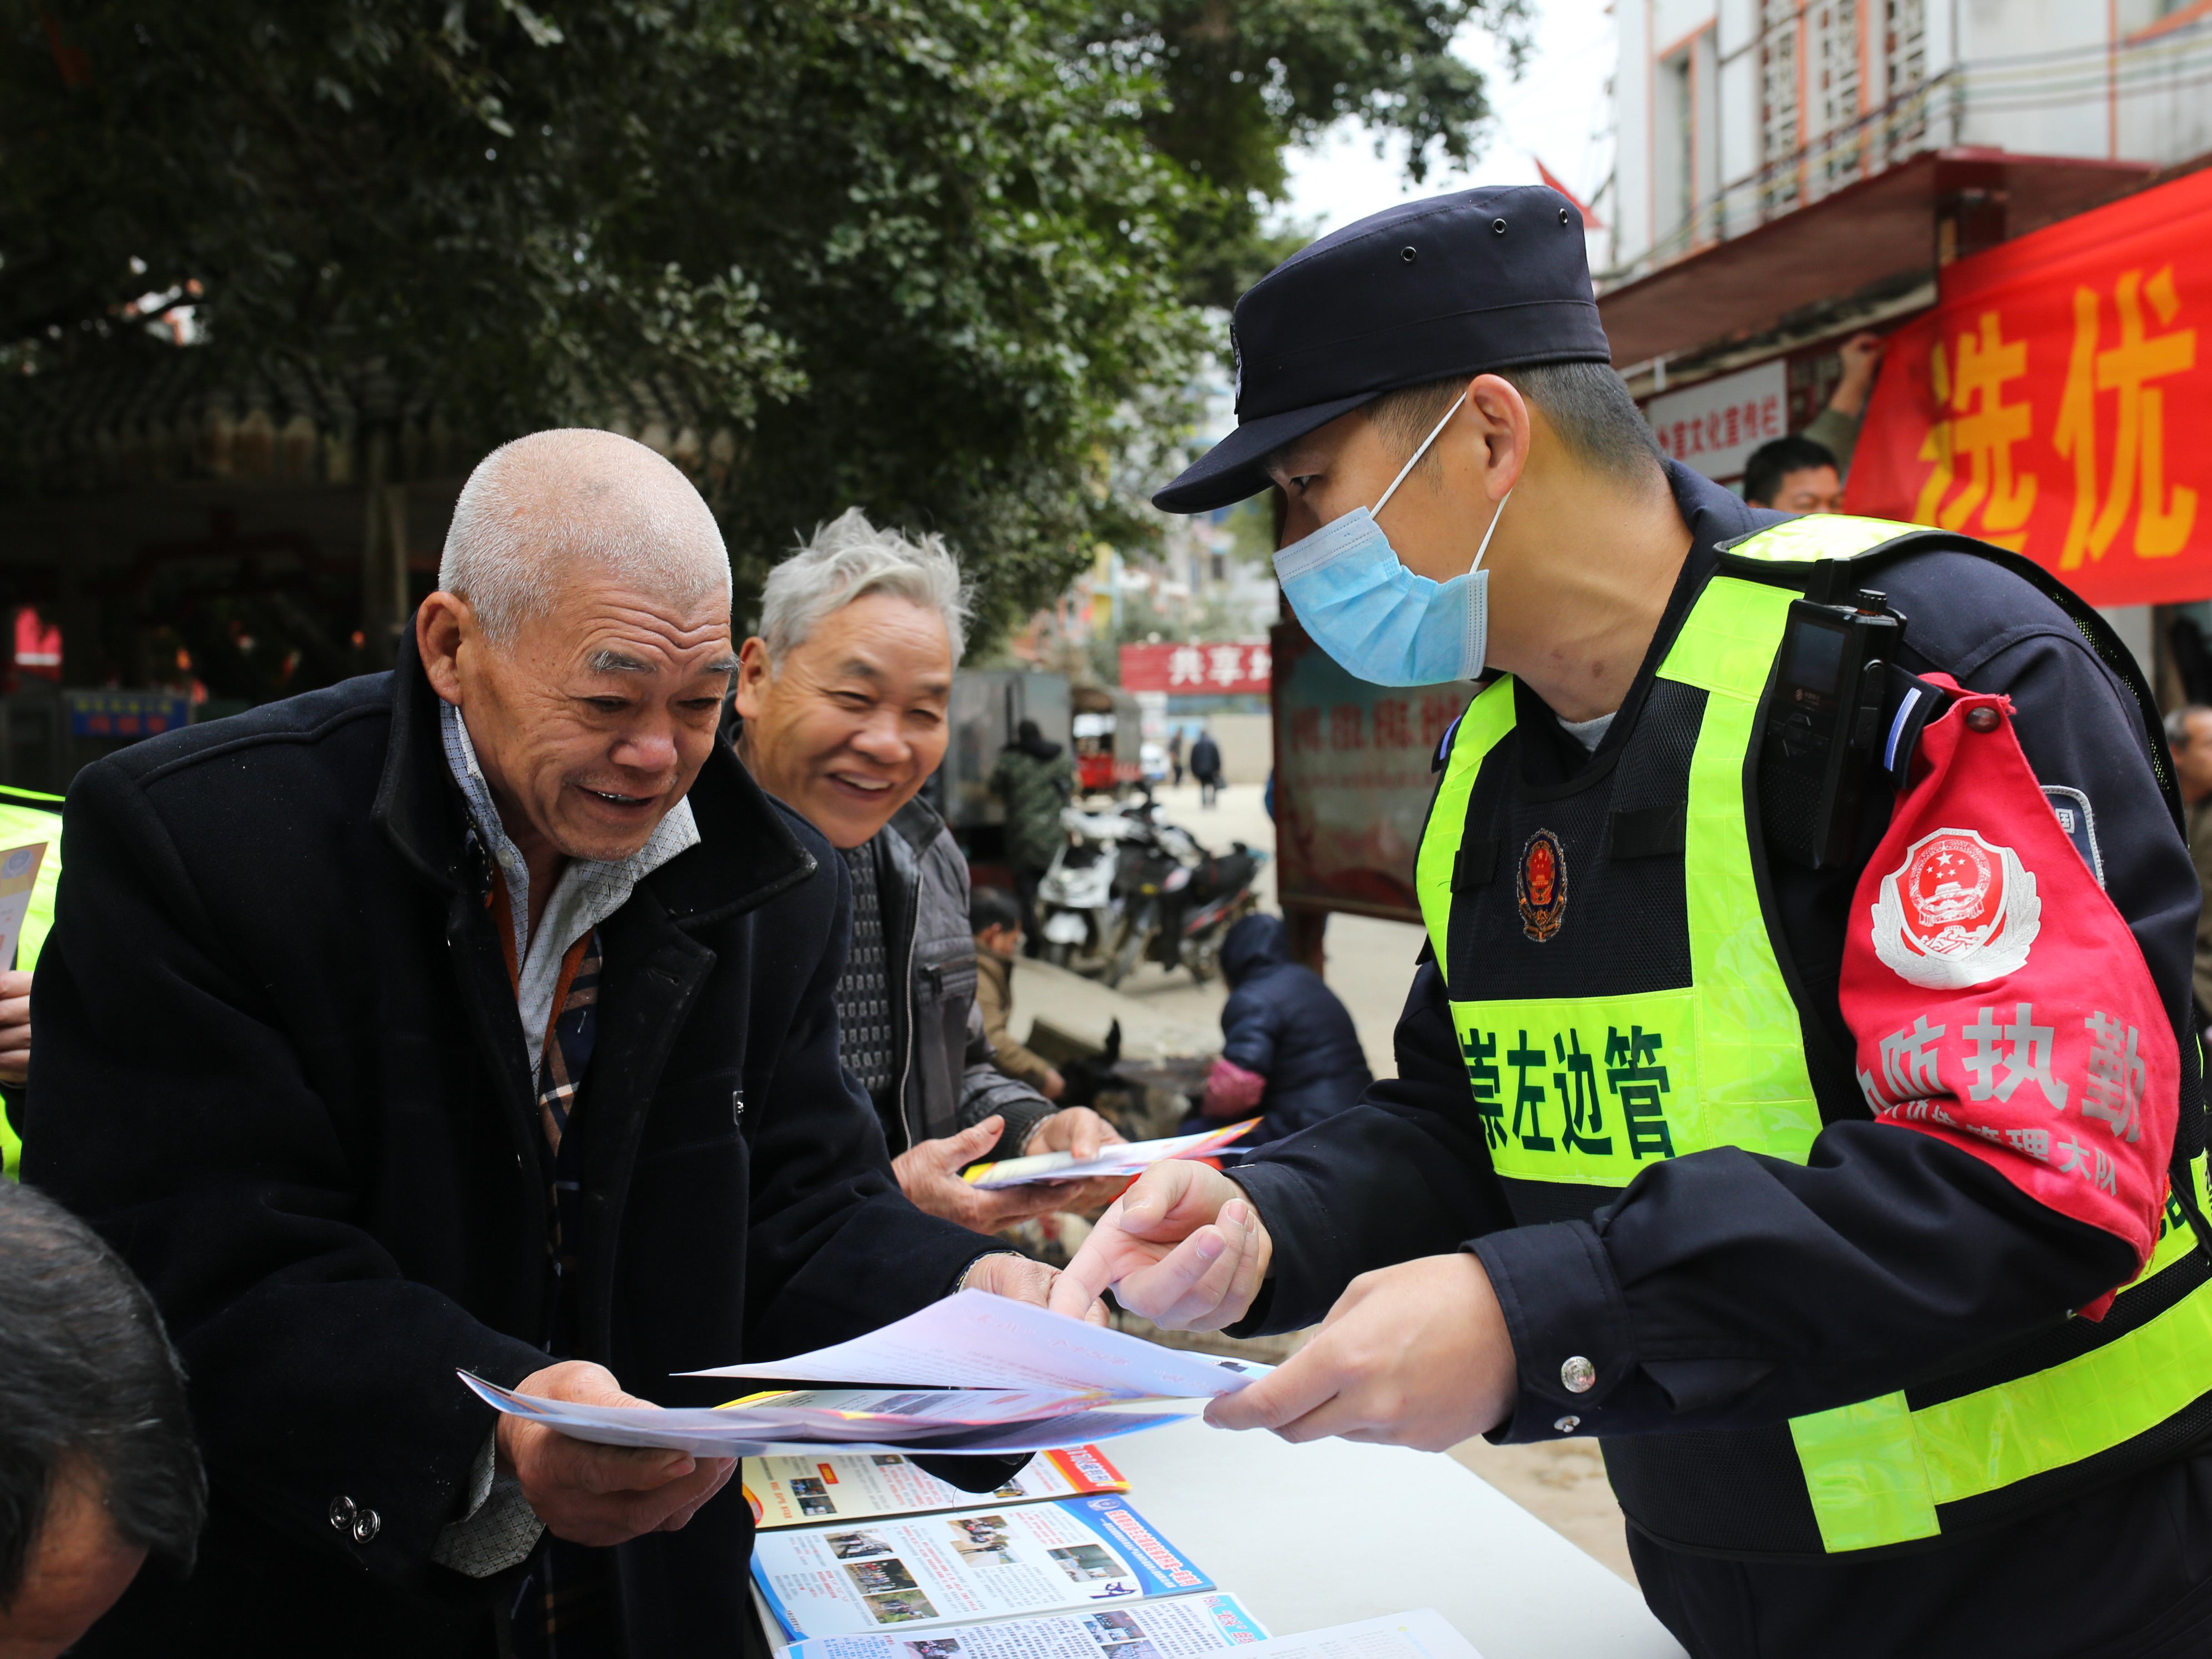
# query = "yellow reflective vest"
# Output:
<box><xmin>1415</xmin><ymin>516</ymin><xmax>2212</xmax><ymax>1557</ymax></box>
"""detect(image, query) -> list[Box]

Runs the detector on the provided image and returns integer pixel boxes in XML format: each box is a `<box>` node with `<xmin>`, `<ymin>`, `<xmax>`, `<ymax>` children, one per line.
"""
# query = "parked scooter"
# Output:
<box><xmin>1034</xmin><ymin>804</ymin><xmax>1140</xmax><ymax>968</ymax></box>
<box><xmin>1104</xmin><ymin>802</ymin><xmax>1267</xmax><ymax>987</ymax></box>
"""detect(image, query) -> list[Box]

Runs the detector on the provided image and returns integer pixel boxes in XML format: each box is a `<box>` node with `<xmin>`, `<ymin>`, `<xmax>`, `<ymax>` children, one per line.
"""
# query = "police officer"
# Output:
<box><xmin>1054</xmin><ymin>186</ymin><xmax>2212</xmax><ymax>1656</ymax></box>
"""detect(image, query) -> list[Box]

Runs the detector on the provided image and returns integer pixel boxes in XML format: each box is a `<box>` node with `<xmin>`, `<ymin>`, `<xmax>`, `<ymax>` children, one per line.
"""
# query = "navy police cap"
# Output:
<box><xmin>1153</xmin><ymin>184</ymin><xmax>1612</xmax><ymax>514</ymax></box>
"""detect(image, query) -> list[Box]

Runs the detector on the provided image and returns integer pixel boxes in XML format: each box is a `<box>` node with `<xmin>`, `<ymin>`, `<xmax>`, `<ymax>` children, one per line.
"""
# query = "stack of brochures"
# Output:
<box><xmin>455</xmin><ymin>1293</ymin><xmax>1489</xmax><ymax>1657</ymax></box>
<box><xmin>745</xmin><ymin>1445</ymin><xmax>1484</xmax><ymax>1659</ymax></box>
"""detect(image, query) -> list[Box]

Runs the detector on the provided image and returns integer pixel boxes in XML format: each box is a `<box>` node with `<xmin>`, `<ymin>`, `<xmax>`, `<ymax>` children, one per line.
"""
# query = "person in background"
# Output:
<box><xmin>1741</xmin><ymin>332</ymin><xmax>1884</xmax><ymax>513</ymax></box>
<box><xmin>1798</xmin><ymin>331</ymin><xmax>1883</xmax><ymax>472</ymax></box>
<box><xmin>969</xmin><ymin>886</ymin><xmax>1063</xmax><ymax>1101</ymax></box>
<box><xmin>989</xmin><ymin>717</ymin><xmax>1075</xmax><ymax>954</ymax></box>
<box><xmin>1742</xmin><ymin>433</ymin><xmax>1844</xmax><ymax>513</ymax></box>
<box><xmin>1167</xmin><ymin>728</ymin><xmax>1185</xmax><ymax>789</ymax></box>
<box><xmin>29</xmin><ymin>432</ymin><xmax>1065</xmax><ymax>1658</ymax></box>
<box><xmin>734</xmin><ymin>510</ymin><xmax>1122</xmax><ymax>1234</ymax></box>
<box><xmin>2165</xmin><ymin>704</ymin><xmax>2212</xmax><ymax>1031</ymax></box>
<box><xmin>1188</xmin><ymin>913</ymin><xmax>1370</xmax><ymax>1147</ymax></box>
<box><xmin>1187</xmin><ymin>725</ymin><xmax>1223</xmax><ymax>808</ymax></box>
<box><xmin>0</xmin><ymin>1179</ymin><xmax>203</xmax><ymax>1659</ymax></box>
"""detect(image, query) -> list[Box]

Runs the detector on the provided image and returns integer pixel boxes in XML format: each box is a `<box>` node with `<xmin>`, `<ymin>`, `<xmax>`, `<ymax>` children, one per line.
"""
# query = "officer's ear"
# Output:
<box><xmin>1458</xmin><ymin>374</ymin><xmax>1531</xmax><ymax>503</ymax></box>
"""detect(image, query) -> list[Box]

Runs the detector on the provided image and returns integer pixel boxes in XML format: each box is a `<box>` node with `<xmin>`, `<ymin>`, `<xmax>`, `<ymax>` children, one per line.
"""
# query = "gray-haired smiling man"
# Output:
<box><xmin>26</xmin><ymin>429</ymin><xmax>1065</xmax><ymax>1659</ymax></box>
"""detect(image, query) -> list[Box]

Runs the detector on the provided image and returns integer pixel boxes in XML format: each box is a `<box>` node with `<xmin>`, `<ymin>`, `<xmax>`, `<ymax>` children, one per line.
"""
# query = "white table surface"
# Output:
<box><xmin>1100</xmin><ymin>1419</ymin><xmax>1687</xmax><ymax>1659</ymax></box>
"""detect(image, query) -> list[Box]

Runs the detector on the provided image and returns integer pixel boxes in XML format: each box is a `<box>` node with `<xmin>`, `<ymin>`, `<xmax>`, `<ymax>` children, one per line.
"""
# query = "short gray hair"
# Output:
<box><xmin>440</xmin><ymin>428</ymin><xmax>732</xmax><ymax>644</ymax></box>
<box><xmin>759</xmin><ymin>508</ymin><xmax>971</xmax><ymax>665</ymax></box>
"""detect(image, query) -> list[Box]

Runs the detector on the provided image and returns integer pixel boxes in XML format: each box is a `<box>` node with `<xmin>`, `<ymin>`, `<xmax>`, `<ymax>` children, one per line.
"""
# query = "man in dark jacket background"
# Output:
<box><xmin>25</xmin><ymin>431</ymin><xmax>1060</xmax><ymax>1659</ymax></box>
<box><xmin>734</xmin><ymin>509</ymin><xmax>1126</xmax><ymax>1233</ymax></box>
<box><xmin>988</xmin><ymin>719</ymin><xmax>1075</xmax><ymax>953</ymax></box>
<box><xmin>1189</xmin><ymin>913</ymin><xmax>1370</xmax><ymax>1146</ymax></box>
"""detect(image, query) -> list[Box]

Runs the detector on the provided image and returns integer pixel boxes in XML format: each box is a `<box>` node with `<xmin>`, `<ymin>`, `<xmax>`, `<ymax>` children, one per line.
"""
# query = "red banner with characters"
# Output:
<box><xmin>1845</xmin><ymin>167</ymin><xmax>2212</xmax><ymax>607</ymax></box>
<box><xmin>1118</xmin><ymin>640</ymin><xmax>1272</xmax><ymax>696</ymax></box>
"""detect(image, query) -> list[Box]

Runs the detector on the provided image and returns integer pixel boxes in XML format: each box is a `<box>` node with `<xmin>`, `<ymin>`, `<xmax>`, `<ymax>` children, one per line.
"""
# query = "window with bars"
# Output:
<box><xmin>1759</xmin><ymin>0</ymin><xmax>1801</xmax><ymax>216</ymax></box>
<box><xmin>1812</xmin><ymin>0</ymin><xmax>1863</xmax><ymax>186</ymax></box>
<box><xmin>1885</xmin><ymin>0</ymin><xmax>1929</xmax><ymax>160</ymax></box>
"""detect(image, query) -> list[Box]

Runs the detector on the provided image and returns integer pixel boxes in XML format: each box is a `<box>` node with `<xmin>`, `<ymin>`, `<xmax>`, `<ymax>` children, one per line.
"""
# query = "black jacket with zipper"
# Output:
<box><xmin>25</xmin><ymin>628</ymin><xmax>1000</xmax><ymax>1658</ymax></box>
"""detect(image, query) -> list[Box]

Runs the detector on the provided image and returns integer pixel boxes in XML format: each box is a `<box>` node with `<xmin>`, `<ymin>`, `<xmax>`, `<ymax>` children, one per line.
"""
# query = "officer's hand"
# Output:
<box><xmin>1205</xmin><ymin>1253</ymin><xmax>1517</xmax><ymax>1452</ymax></box>
<box><xmin>961</xmin><ymin>1250</ymin><xmax>1109</xmax><ymax>1325</ymax></box>
<box><xmin>1047</xmin><ymin>1161</ymin><xmax>1270</xmax><ymax>1330</ymax></box>
<box><xmin>0</xmin><ymin>969</ymin><xmax>31</xmax><ymax>1086</ymax></box>
<box><xmin>496</xmin><ymin>1361</ymin><xmax>736</xmax><ymax>1547</ymax></box>
<box><xmin>892</xmin><ymin>1118</ymin><xmax>1075</xmax><ymax>1232</ymax></box>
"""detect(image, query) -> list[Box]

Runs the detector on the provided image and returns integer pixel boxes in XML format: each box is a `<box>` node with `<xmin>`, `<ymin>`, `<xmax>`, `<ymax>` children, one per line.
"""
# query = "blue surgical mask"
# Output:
<box><xmin>1272</xmin><ymin>392</ymin><xmax>1511</xmax><ymax>686</ymax></box>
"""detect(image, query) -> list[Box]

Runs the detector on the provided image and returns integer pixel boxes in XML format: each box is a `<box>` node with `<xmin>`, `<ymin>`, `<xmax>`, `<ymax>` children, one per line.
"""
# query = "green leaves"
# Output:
<box><xmin>2</xmin><ymin>0</ymin><xmax>1513</xmax><ymax>644</ymax></box>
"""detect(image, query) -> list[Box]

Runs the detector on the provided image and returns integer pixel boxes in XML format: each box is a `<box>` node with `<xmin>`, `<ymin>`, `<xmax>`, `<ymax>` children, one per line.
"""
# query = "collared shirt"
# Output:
<box><xmin>430</xmin><ymin>701</ymin><xmax>699</xmax><ymax>1599</ymax></box>
<box><xmin>440</xmin><ymin>701</ymin><xmax>699</xmax><ymax>1054</ymax></box>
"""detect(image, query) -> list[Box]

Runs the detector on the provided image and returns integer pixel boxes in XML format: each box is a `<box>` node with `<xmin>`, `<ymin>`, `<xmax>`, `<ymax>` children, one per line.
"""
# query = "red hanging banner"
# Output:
<box><xmin>1845</xmin><ymin>167</ymin><xmax>2211</xmax><ymax>607</ymax></box>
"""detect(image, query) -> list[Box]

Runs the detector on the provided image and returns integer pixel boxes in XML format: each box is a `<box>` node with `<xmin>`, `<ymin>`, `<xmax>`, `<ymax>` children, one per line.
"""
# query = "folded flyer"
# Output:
<box><xmin>753</xmin><ymin>1495</ymin><xmax>1214</xmax><ymax>1642</ymax></box>
<box><xmin>748</xmin><ymin>1446</ymin><xmax>1130</xmax><ymax>1530</ymax></box>
<box><xmin>963</xmin><ymin>1120</ymin><xmax>1260</xmax><ymax>1190</ymax></box>
<box><xmin>781</xmin><ymin>1590</ymin><xmax>1267</xmax><ymax>1659</ymax></box>
<box><xmin>689</xmin><ymin>1291</ymin><xmax>1269</xmax><ymax>1400</ymax></box>
<box><xmin>458</xmin><ymin>1373</ymin><xmax>1195</xmax><ymax>1459</ymax></box>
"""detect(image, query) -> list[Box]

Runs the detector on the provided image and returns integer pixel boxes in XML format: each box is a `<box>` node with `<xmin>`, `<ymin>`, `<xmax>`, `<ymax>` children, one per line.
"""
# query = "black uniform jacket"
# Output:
<box><xmin>1230</xmin><ymin>464</ymin><xmax>2212</xmax><ymax>1654</ymax></box>
<box><xmin>24</xmin><ymin>631</ymin><xmax>998</xmax><ymax>1658</ymax></box>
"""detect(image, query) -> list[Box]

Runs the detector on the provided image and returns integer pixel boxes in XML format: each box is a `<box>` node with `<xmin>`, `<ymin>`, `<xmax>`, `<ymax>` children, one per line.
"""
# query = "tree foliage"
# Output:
<box><xmin>3</xmin><ymin>0</ymin><xmax>1523</xmax><ymax>635</ymax></box>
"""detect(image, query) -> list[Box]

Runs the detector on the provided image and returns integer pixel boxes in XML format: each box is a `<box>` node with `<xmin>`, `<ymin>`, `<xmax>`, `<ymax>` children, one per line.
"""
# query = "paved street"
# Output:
<box><xmin>1007</xmin><ymin>778</ymin><xmax>1639</xmax><ymax>1585</ymax></box>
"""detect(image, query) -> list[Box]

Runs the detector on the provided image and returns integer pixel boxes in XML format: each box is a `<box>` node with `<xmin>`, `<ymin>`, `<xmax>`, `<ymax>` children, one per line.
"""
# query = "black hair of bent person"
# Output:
<box><xmin>0</xmin><ymin>1178</ymin><xmax>205</xmax><ymax>1609</ymax></box>
<box><xmin>969</xmin><ymin>885</ymin><xmax>1024</xmax><ymax>935</ymax></box>
<box><xmin>1742</xmin><ymin>434</ymin><xmax>1841</xmax><ymax>508</ymax></box>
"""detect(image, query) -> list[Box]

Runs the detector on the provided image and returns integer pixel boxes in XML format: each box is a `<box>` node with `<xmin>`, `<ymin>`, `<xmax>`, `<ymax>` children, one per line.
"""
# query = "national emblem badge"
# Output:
<box><xmin>1517</xmin><ymin>827</ymin><xmax>1568</xmax><ymax>943</ymax></box>
<box><xmin>1870</xmin><ymin>825</ymin><xmax>2040</xmax><ymax>990</ymax></box>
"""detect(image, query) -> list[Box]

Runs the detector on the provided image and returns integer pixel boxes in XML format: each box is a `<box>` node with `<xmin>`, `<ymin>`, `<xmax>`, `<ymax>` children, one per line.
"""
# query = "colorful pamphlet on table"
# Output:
<box><xmin>752</xmin><ymin>1494</ymin><xmax>1216</xmax><ymax>1641</ymax></box>
<box><xmin>746</xmin><ymin>1445</ymin><xmax>1130</xmax><ymax>1529</ymax></box>
<box><xmin>961</xmin><ymin>1119</ymin><xmax>1260</xmax><ymax>1190</ymax></box>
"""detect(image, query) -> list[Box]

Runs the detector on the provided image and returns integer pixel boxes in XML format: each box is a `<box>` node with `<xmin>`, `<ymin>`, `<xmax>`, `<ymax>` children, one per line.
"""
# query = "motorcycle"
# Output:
<box><xmin>1104</xmin><ymin>808</ymin><xmax>1267</xmax><ymax>988</ymax></box>
<box><xmin>1036</xmin><ymin>796</ymin><xmax>1267</xmax><ymax>987</ymax></box>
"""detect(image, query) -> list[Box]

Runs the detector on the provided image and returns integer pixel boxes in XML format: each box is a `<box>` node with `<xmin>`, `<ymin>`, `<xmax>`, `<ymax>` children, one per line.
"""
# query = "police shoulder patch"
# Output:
<box><xmin>2041</xmin><ymin>785</ymin><xmax>2104</xmax><ymax>888</ymax></box>
<box><xmin>1517</xmin><ymin>827</ymin><xmax>1568</xmax><ymax>943</ymax></box>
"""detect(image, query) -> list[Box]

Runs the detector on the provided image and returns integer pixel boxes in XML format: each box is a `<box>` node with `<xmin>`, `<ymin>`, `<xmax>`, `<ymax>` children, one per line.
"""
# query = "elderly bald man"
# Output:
<box><xmin>25</xmin><ymin>430</ymin><xmax>1062</xmax><ymax>1659</ymax></box>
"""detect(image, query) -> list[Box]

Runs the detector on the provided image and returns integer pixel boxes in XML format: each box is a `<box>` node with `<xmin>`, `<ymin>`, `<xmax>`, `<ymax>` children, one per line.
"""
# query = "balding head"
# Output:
<box><xmin>440</xmin><ymin>429</ymin><xmax>730</xmax><ymax>647</ymax></box>
<box><xmin>417</xmin><ymin>430</ymin><xmax>741</xmax><ymax>878</ymax></box>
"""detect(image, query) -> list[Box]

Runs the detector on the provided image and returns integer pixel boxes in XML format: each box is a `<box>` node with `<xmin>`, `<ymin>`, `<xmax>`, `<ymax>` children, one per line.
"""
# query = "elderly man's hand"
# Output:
<box><xmin>1016</xmin><ymin>1107</ymin><xmax>1130</xmax><ymax>1212</ymax></box>
<box><xmin>496</xmin><ymin>1362</ymin><xmax>735</xmax><ymax>1547</ymax></box>
<box><xmin>961</xmin><ymin>1251</ymin><xmax>1108</xmax><ymax>1324</ymax></box>
<box><xmin>0</xmin><ymin>969</ymin><xmax>30</xmax><ymax>1086</ymax></box>
<box><xmin>1047</xmin><ymin>1161</ymin><xmax>1269</xmax><ymax>1330</ymax></box>
<box><xmin>1204</xmin><ymin>1253</ymin><xmax>1516</xmax><ymax>1452</ymax></box>
<box><xmin>893</xmin><ymin>1117</ymin><xmax>1080</xmax><ymax>1232</ymax></box>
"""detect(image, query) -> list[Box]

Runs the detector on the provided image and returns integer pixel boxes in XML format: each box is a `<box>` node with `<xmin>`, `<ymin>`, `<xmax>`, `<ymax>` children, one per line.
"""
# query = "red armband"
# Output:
<box><xmin>1840</xmin><ymin>682</ymin><xmax>2175</xmax><ymax>1312</ymax></box>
